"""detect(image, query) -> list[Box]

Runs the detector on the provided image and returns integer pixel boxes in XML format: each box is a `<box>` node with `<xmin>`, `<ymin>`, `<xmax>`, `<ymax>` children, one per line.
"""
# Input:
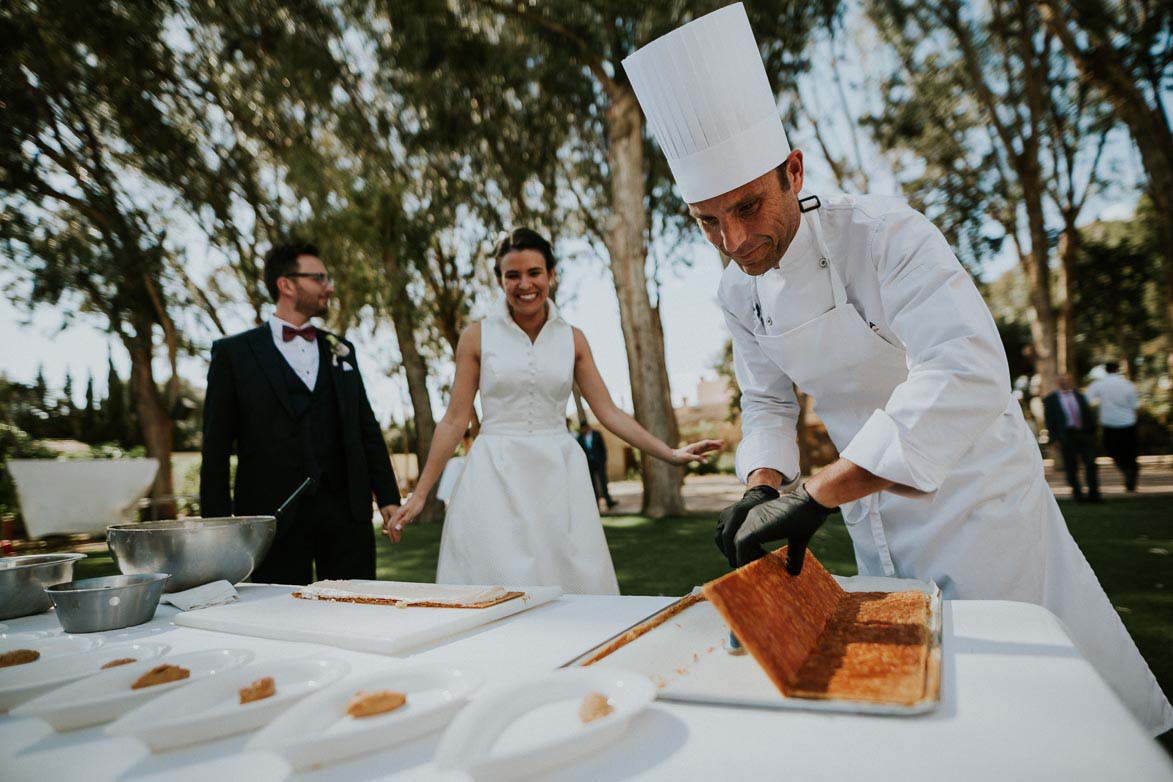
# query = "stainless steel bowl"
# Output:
<box><xmin>46</xmin><ymin>573</ymin><xmax>169</xmax><ymax>633</ymax></box>
<box><xmin>0</xmin><ymin>553</ymin><xmax>86</xmax><ymax>620</ymax></box>
<box><xmin>106</xmin><ymin>516</ymin><xmax>276</xmax><ymax>592</ymax></box>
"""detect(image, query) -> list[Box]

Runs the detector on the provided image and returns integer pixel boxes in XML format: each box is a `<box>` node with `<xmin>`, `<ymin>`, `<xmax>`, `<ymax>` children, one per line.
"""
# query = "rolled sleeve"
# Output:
<box><xmin>842</xmin><ymin>208</ymin><xmax>1012</xmax><ymax>492</ymax></box>
<box><xmin>721</xmin><ymin>300</ymin><xmax>801</xmax><ymax>484</ymax></box>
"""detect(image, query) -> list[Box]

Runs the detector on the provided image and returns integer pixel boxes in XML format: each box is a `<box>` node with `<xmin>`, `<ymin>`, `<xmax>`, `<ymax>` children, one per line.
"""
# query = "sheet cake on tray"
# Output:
<box><xmin>565</xmin><ymin>550</ymin><xmax>941</xmax><ymax>715</ymax></box>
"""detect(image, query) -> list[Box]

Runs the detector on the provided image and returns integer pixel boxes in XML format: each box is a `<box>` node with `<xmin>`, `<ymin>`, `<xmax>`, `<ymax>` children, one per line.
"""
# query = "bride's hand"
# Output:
<box><xmin>670</xmin><ymin>438</ymin><xmax>725</xmax><ymax>465</ymax></box>
<box><xmin>385</xmin><ymin>494</ymin><xmax>425</xmax><ymax>541</ymax></box>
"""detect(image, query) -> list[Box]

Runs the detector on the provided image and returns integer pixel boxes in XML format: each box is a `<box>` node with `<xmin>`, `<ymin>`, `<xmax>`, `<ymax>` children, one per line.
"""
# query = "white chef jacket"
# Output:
<box><xmin>269</xmin><ymin>316</ymin><xmax>319</xmax><ymax>391</ymax></box>
<box><xmin>721</xmin><ymin>193</ymin><xmax>1009</xmax><ymax>491</ymax></box>
<box><xmin>1085</xmin><ymin>373</ymin><xmax>1139</xmax><ymax>427</ymax></box>
<box><xmin>719</xmin><ymin>193</ymin><xmax>1172</xmax><ymax>735</ymax></box>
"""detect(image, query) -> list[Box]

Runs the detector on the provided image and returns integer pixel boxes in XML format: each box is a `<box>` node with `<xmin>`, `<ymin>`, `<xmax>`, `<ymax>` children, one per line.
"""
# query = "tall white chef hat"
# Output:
<box><xmin>621</xmin><ymin>3</ymin><xmax>789</xmax><ymax>204</ymax></box>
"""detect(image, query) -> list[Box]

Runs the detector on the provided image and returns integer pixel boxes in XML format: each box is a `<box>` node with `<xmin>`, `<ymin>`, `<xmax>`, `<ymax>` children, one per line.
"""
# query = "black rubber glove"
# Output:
<box><xmin>733</xmin><ymin>484</ymin><xmax>834</xmax><ymax>573</ymax></box>
<box><xmin>715</xmin><ymin>485</ymin><xmax>780</xmax><ymax>567</ymax></box>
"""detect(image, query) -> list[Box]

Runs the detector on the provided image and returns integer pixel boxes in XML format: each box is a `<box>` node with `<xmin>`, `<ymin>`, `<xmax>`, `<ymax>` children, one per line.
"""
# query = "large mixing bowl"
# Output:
<box><xmin>106</xmin><ymin>517</ymin><xmax>276</xmax><ymax>593</ymax></box>
<box><xmin>0</xmin><ymin>553</ymin><xmax>86</xmax><ymax>620</ymax></box>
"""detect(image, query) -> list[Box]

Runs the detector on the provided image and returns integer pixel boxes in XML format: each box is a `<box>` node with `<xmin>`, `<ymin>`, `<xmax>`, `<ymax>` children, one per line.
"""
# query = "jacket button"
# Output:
<box><xmin>819</xmin><ymin>257</ymin><xmax>828</xmax><ymax>268</ymax></box>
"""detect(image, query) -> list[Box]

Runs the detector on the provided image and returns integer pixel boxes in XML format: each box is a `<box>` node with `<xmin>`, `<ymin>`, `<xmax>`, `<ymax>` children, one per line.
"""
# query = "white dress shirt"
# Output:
<box><xmin>1085</xmin><ymin>373</ymin><xmax>1139</xmax><ymax>427</ymax></box>
<box><xmin>269</xmin><ymin>316</ymin><xmax>319</xmax><ymax>391</ymax></box>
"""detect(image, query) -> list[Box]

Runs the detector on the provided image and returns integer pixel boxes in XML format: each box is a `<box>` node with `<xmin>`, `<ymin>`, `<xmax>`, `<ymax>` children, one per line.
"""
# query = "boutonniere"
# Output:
<box><xmin>323</xmin><ymin>333</ymin><xmax>351</xmax><ymax>367</ymax></box>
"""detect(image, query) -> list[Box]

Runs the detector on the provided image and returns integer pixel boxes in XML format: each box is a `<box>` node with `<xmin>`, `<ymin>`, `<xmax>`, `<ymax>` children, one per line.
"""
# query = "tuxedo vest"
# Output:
<box><xmin>278</xmin><ymin>345</ymin><xmax>345</xmax><ymax>492</ymax></box>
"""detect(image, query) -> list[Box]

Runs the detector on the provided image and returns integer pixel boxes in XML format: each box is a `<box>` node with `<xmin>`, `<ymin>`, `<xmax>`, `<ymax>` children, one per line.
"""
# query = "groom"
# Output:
<box><xmin>200</xmin><ymin>241</ymin><xmax>400</xmax><ymax>584</ymax></box>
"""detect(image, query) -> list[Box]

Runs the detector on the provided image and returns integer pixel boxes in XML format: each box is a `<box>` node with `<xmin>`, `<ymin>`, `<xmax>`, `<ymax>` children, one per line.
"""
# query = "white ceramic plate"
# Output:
<box><xmin>0</xmin><ymin>632</ymin><xmax>103</xmax><ymax>661</ymax></box>
<box><xmin>11</xmin><ymin>648</ymin><xmax>254</xmax><ymax>731</ymax></box>
<box><xmin>434</xmin><ymin>667</ymin><xmax>655</xmax><ymax>780</ymax></box>
<box><xmin>0</xmin><ymin>640</ymin><xmax>170</xmax><ymax>712</ymax></box>
<box><xmin>248</xmin><ymin>663</ymin><xmax>481</xmax><ymax>771</ymax></box>
<box><xmin>107</xmin><ymin>655</ymin><xmax>350</xmax><ymax>752</ymax></box>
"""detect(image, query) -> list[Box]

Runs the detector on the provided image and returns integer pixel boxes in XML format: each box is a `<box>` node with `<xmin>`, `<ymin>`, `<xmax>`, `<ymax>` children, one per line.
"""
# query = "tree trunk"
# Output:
<box><xmin>1056</xmin><ymin>222</ymin><xmax>1079</xmax><ymax>375</ymax></box>
<box><xmin>124</xmin><ymin>336</ymin><xmax>175</xmax><ymax>520</ymax></box>
<box><xmin>603</xmin><ymin>87</ymin><xmax>683</xmax><ymax>518</ymax></box>
<box><xmin>796</xmin><ymin>389</ymin><xmax>812</xmax><ymax>476</ymax></box>
<box><xmin>1037</xmin><ymin>0</ymin><xmax>1173</xmax><ymax>391</ymax></box>
<box><xmin>383</xmin><ymin>249</ymin><xmax>443</xmax><ymax>524</ymax></box>
<box><xmin>1020</xmin><ymin>158</ymin><xmax>1060</xmax><ymax>394</ymax></box>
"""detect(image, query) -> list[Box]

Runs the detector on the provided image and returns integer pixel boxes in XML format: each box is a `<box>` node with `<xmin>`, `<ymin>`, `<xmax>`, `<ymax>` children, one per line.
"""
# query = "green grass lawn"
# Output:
<box><xmin>73</xmin><ymin>494</ymin><xmax>1172</xmax><ymax>745</ymax></box>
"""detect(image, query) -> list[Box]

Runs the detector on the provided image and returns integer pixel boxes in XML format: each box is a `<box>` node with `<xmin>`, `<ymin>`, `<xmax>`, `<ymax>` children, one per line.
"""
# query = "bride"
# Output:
<box><xmin>388</xmin><ymin>228</ymin><xmax>722</xmax><ymax>594</ymax></box>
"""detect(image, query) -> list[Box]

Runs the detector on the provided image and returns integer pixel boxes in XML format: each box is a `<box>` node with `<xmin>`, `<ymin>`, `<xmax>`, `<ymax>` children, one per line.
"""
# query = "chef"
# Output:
<box><xmin>622</xmin><ymin>3</ymin><xmax>1171</xmax><ymax>736</ymax></box>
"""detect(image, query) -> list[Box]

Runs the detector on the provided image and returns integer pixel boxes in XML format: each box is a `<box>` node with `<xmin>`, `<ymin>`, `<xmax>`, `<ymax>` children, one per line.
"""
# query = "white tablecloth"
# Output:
<box><xmin>8</xmin><ymin>458</ymin><xmax>159</xmax><ymax>537</ymax></box>
<box><xmin>1</xmin><ymin>587</ymin><xmax>1169</xmax><ymax>781</ymax></box>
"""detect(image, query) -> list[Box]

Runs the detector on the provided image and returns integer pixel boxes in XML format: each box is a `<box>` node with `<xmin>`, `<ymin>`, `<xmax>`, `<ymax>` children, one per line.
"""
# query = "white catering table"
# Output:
<box><xmin>1</xmin><ymin>586</ymin><xmax>1170</xmax><ymax>782</ymax></box>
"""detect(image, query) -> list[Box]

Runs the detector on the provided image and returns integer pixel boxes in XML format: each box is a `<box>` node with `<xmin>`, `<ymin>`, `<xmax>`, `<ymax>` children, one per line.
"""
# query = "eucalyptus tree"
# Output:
<box><xmin>867</xmin><ymin>0</ymin><xmax>1116</xmax><ymax>391</ymax></box>
<box><xmin>398</xmin><ymin>1</ymin><xmax>839</xmax><ymax>516</ymax></box>
<box><xmin>1035</xmin><ymin>0</ymin><xmax>1173</xmax><ymax>385</ymax></box>
<box><xmin>0</xmin><ymin>0</ymin><xmax>221</xmax><ymax>513</ymax></box>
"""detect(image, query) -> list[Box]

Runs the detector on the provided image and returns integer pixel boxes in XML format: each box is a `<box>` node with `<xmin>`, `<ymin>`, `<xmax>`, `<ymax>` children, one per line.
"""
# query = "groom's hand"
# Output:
<box><xmin>380</xmin><ymin>504</ymin><xmax>401</xmax><ymax>543</ymax></box>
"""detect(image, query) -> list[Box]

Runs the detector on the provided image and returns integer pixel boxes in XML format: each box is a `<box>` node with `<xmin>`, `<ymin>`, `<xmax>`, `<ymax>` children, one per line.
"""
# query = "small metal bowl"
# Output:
<box><xmin>45</xmin><ymin>573</ymin><xmax>170</xmax><ymax>633</ymax></box>
<box><xmin>0</xmin><ymin>553</ymin><xmax>86</xmax><ymax>620</ymax></box>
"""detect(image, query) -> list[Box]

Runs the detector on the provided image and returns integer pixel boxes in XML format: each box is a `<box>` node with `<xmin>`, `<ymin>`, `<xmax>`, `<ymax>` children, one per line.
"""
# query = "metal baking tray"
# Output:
<box><xmin>563</xmin><ymin>576</ymin><xmax>942</xmax><ymax>716</ymax></box>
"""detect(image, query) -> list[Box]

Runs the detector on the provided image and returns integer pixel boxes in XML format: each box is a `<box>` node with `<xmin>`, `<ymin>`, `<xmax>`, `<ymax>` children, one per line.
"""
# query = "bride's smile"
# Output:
<box><xmin>498</xmin><ymin>248</ymin><xmax>553</xmax><ymax>322</ymax></box>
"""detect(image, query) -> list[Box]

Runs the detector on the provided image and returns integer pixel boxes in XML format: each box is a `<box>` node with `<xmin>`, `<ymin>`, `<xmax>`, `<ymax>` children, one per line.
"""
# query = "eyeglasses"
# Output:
<box><xmin>284</xmin><ymin>272</ymin><xmax>331</xmax><ymax>285</ymax></box>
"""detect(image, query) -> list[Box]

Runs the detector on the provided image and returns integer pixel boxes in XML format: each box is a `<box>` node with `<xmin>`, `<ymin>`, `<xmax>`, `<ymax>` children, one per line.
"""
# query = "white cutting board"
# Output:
<box><xmin>173</xmin><ymin>586</ymin><xmax>562</xmax><ymax>655</ymax></box>
<box><xmin>583</xmin><ymin>576</ymin><xmax>941</xmax><ymax>716</ymax></box>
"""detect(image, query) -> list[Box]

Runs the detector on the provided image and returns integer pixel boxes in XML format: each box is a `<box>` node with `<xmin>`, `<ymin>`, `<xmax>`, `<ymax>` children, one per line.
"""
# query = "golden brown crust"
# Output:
<box><xmin>578</xmin><ymin>691</ymin><xmax>614</xmax><ymax>724</ymax></box>
<box><xmin>581</xmin><ymin>593</ymin><xmax>706</xmax><ymax>667</ymax></box>
<box><xmin>346</xmin><ymin>689</ymin><xmax>407</xmax><ymax>718</ymax></box>
<box><xmin>0</xmin><ymin>649</ymin><xmax>40</xmax><ymax>668</ymax></box>
<box><xmin>788</xmin><ymin>592</ymin><xmax>930</xmax><ymax>705</ymax></box>
<box><xmin>239</xmin><ymin>676</ymin><xmax>276</xmax><ymax>704</ymax></box>
<box><xmin>131</xmin><ymin>664</ymin><xmax>190</xmax><ymax>690</ymax></box>
<box><xmin>702</xmin><ymin>550</ymin><xmax>934</xmax><ymax>706</ymax></box>
<box><xmin>703</xmin><ymin>548</ymin><xmax>844</xmax><ymax>696</ymax></box>
<box><xmin>291</xmin><ymin>590</ymin><xmax>525</xmax><ymax>609</ymax></box>
<box><xmin>100</xmin><ymin>657</ymin><xmax>137</xmax><ymax>670</ymax></box>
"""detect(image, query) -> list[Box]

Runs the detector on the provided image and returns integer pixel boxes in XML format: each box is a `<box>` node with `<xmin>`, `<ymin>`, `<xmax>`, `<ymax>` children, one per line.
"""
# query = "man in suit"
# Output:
<box><xmin>1043</xmin><ymin>373</ymin><xmax>1101</xmax><ymax>503</ymax></box>
<box><xmin>576</xmin><ymin>422</ymin><xmax>615</xmax><ymax>510</ymax></box>
<box><xmin>200</xmin><ymin>242</ymin><xmax>400</xmax><ymax>584</ymax></box>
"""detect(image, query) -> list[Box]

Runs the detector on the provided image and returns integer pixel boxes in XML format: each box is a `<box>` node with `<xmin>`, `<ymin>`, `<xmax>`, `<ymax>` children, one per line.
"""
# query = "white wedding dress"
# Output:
<box><xmin>436</xmin><ymin>300</ymin><xmax>620</xmax><ymax>595</ymax></box>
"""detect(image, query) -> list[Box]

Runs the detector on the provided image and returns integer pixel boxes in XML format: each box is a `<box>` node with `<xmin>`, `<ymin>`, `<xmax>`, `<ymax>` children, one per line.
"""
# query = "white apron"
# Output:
<box><xmin>748</xmin><ymin>206</ymin><xmax>1172</xmax><ymax>735</ymax></box>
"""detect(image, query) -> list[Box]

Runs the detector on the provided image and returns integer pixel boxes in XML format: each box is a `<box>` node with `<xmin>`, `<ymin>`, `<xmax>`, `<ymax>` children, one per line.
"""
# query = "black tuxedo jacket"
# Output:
<box><xmin>199</xmin><ymin>325</ymin><xmax>398</xmax><ymax>524</ymax></box>
<box><xmin>1043</xmin><ymin>389</ymin><xmax>1096</xmax><ymax>446</ymax></box>
<box><xmin>577</xmin><ymin>429</ymin><xmax>607</xmax><ymax>468</ymax></box>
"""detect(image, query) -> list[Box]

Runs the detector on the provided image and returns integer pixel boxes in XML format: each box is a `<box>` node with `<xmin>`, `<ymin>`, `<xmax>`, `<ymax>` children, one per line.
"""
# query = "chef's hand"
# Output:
<box><xmin>733</xmin><ymin>484</ymin><xmax>834</xmax><ymax>573</ymax></box>
<box><xmin>715</xmin><ymin>485</ymin><xmax>780</xmax><ymax>565</ymax></box>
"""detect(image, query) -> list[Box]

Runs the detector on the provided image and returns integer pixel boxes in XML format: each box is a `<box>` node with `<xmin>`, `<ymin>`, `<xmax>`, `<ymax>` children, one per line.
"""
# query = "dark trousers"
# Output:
<box><xmin>251</xmin><ymin>487</ymin><xmax>376</xmax><ymax>585</ymax></box>
<box><xmin>1102</xmin><ymin>425</ymin><xmax>1140</xmax><ymax>491</ymax></box>
<box><xmin>588</xmin><ymin>462</ymin><xmax>614</xmax><ymax>505</ymax></box>
<box><xmin>1059</xmin><ymin>429</ymin><xmax>1100</xmax><ymax>500</ymax></box>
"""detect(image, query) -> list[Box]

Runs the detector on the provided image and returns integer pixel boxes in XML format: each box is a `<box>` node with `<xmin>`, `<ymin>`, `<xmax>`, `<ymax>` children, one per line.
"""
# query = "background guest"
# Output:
<box><xmin>577</xmin><ymin>421</ymin><xmax>616</xmax><ymax>510</ymax></box>
<box><xmin>1086</xmin><ymin>361</ymin><xmax>1140</xmax><ymax>492</ymax></box>
<box><xmin>1044</xmin><ymin>373</ymin><xmax>1101</xmax><ymax>503</ymax></box>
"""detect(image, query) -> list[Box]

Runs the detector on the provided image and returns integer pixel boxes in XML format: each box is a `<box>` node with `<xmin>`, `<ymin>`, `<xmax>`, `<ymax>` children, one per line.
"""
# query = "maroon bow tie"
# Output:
<box><xmin>282</xmin><ymin>325</ymin><xmax>317</xmax><ymax>342</ymax></box>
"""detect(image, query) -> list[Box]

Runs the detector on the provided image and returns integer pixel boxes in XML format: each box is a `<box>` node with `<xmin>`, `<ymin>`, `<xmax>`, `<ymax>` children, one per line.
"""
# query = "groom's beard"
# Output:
<box><xmin>295</xmin><ymin>288</ymin><xmax>329</xmax><ymax>319</ymax></box>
